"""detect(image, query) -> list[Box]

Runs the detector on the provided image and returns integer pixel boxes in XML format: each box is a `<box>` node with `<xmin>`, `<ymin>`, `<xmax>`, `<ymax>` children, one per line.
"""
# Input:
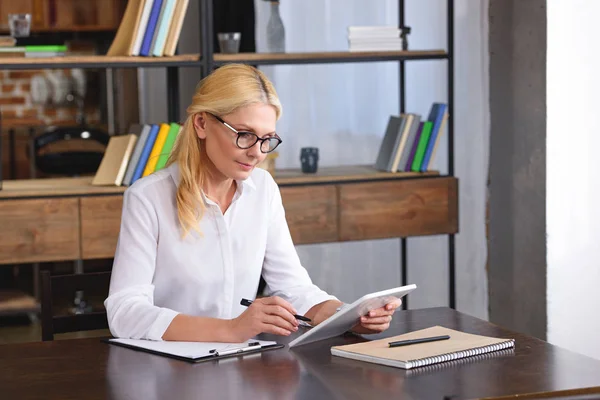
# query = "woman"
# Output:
<box><xmin>105</xmin><ymin>64</ymin><xmax>401</xmax><ymax>342</ymax></box>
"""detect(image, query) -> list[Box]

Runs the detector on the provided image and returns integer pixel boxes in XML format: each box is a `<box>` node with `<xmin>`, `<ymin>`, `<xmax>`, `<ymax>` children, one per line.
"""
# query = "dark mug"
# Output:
<box><xmin>300</xmin><ymin>147</ymin><xmax>319</xmax><ymax>173</ymax></box>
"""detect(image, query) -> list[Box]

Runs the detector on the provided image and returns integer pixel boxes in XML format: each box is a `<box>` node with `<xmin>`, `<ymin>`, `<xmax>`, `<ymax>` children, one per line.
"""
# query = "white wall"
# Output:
<box><xmin>547</xmin><ymin>0</ymin><xmax>600</xmax><ymax>359</ymax></box>
<box><xmin>142</xmin><ymin>0</ymin><xmax>489</xmax><ymax>319</ymax></box>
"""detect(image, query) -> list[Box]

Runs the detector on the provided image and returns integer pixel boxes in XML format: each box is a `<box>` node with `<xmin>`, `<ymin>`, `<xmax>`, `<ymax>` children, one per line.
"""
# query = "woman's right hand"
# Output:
<box><xmin>229</xmin><ymin>296</ymin><xmax>299</xmax><ymax>342</ymax></box>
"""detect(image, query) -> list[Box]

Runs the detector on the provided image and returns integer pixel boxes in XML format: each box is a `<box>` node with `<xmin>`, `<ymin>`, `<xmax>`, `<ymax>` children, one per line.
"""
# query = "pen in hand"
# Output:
<box><xmin>388</xmin><ymin>335</ymin><xmax>450</xmax><ymax>348</ymax></box>
<box><xmin>240</xmin><ymin>298</ymin><xmax>312</xmax><ymax>322</ymax></box>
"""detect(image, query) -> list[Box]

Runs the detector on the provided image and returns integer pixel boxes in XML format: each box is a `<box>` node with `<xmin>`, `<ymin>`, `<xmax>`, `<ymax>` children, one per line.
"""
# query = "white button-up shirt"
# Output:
<box><xmin>104</xmin><ymin>163</ymin><xmax>336</xmax><ymax>341</ymax></box>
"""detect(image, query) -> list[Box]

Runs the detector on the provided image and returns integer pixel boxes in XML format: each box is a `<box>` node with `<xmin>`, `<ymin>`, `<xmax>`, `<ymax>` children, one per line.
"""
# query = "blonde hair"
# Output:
<box><xmin>166</xmin><ymin>64</ymin><xmax>282</xmax><ymax>237</ymax></box>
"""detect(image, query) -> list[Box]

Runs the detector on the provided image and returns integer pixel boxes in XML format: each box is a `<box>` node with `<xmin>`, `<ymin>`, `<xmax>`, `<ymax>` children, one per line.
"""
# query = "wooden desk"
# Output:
<box><xmin>1</xmin><ymin>307</ymin><xmax>600</xmax><ymax>400</ymax></box>
<box><xmin>0</xmin><ymin>166</ymin><xmax>458</xmax><ymax>264</ymax></box>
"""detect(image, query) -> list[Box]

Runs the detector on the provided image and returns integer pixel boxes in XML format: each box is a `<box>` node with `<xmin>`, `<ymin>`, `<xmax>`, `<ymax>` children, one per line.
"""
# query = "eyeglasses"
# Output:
<box><xmin>210</xmin><ymin>113</ymin><xmax>282</xmax><ymax>153</ymax></box>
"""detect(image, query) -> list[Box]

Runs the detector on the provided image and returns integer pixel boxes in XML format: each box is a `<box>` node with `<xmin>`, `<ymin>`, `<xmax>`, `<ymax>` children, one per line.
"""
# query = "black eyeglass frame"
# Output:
<box><xmin>209</xmin><ymin>113</ymin><xmax>282</xmax><ymax>153</ymax></box>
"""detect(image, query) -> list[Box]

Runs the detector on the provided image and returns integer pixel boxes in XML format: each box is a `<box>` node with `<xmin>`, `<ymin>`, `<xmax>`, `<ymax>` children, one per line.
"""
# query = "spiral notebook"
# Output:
<box><xmin>331</xmin><ymin>326</ymin><xmax>515</xmax><ymax>370</ymax></box>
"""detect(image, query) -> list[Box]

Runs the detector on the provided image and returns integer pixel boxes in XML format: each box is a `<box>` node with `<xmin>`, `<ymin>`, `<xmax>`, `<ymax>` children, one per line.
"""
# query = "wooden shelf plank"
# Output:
<box><xmin>0</xmin><ymin>54</ymin><xmax>202</xmax><ymax>70</ymax></box>
<box><xmin>0</xmin><ymin>166</ymin><xmax>439</xmax><ymax>199</ymax></box>
<box><xmin>0</xmin><ymin>177</ymin><xmax>126</xmax><ymax>198</ymax></box>
<box><xmin>214</xmin><ymin>50</ymin><xmax>448</xmax><ymax>65</ymax></box>
<box><xmin>275</xmin><ymin>165</ymin><xmax>439</xmax><ymax>185</ymax></box>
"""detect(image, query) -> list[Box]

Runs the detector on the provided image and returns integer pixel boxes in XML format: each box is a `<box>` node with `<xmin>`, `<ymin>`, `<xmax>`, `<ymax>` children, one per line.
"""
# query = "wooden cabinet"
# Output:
<box><xmin>0</xmin><ymin>197</ymin><xmax>79</xmax><ymax>264</ymax></box>
<box><xmin>339</xmin><ymin>177</ymin><xmax>458</xmax><ymax>241</ymax></box>
<box><xmin>280</xmin><ymin>185</ymin><xmax>338</xmax><ymax>245</ymax></box>
<box><xmin>0</xmin><ymin>169</ymin><xmax>459</xmax><ymax>264</ymax></box>
<box><xmin>80</xmin><ymin>196</ymin><xmax>123</xmax><ymax>260</ymax></box>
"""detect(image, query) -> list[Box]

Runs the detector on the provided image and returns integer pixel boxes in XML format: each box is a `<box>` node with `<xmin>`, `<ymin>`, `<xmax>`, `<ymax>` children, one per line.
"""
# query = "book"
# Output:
<box><xmin>131</xmin><ymin>124</ymin><xmax>160</xmax><ymax>184</ymax></box>
<box><xmin>397</xmin><ymin>114</ymin><xmax>422</xmax><ymax>171</ymax></box>
<box><xmin>123</xmin><ymin>124</ymin><xmax>152</xmax><ymax>186</ymax></box>
<box><xmin>374</xmin><ymin>115</ymin><xmax>402</xmax><ymax>172</ymax></box>
<box><xmin>106</xmin><ymin>0</ymin><xmax>146</xmax><ymax>56</ymax></box>
<box><xmin>411</xmin><ymin>121</ymin><xmax>433</xmax><ymax>172</ymax></box>
<box><xmin>331</xmin><ymin>326</ymin><xmax>515</xmax><ymax>370</ymax></box>
<box><xmin>404</xmin><ymin>122</ymin><xmax>423</xmax><ymax>171</ymax></box>
<box><xmin>92</xmin><ymin>134</ymin><xmax>138</xmax><ymax>186</ymax></box>
<box><xmin>105</xmin><ymin>338</ymin><xmax>283</xmax><ymax>363</ymax></box>
<box><xmin>131</xmin><ymin>0</ymin><xmax>154</xmax><ymax>56</ymax></box>
<box><xmin>151</xmin><ymin>0</ymin><xmax>177</xmax><ymax>56</ymax></box>
<box><xmin>423</xmin><ymin>107</ymin><xmax>449</xmax><ymax>171</ymax></box>
<box><xmin>420</xmin><ymin>103</ymin><xmax>448</xmax><ymax>172</ymax></box>
<box><xmin>140</xmin><ymin>0</ymin><xmax>164</xmax><ymax>57</ymax></box>
<box><xmin>163</xmin><ymin>0</ymin><xmax>190</xmax><ymax>56</ymax></box>
<box><xmin>148</xmin><ymin>0</ymin><xmax>169</xmax><ymax>56</ymax></box>
<box><xmin>154</xmin><ymin>123</ymin><xmax>180</xmax><ymax>171</ymax></box>
<box><xmin>143</xmin><ymin>122</ymin><xmax>170</xmax><ymax>176</ymax></box>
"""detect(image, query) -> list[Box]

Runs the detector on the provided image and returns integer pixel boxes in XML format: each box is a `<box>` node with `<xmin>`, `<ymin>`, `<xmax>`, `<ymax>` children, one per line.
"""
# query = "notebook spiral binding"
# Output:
<box><xmin>406</xmin><ymin>339</ymin><xmax>516</xmax><ymax>369</ymax></box>
<box><xmin>405</xmin><ymin>348</ymin><xmax>515</xmax><ymax>375</ymax></box>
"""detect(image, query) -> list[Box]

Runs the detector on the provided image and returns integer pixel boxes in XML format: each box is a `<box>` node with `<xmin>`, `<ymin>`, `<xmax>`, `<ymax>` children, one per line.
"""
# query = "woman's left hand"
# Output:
<box><xmin>351</xmin><ymin>297</ymin><xmax>402</xmax><ymax>334</ymax></box>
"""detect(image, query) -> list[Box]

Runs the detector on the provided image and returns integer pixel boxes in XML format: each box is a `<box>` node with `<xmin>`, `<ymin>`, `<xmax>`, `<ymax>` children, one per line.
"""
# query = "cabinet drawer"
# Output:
<box><xmin>339</xmin><ymin>177</ymin><xmax>458</xmax><ymax>241</ymax></box>
<box><xmin>80</xmin><ymin>196</ymin><xmax>124</xmax><ymax>259</ymax></box>
<box><xmin>280</xmin><ymin>185</ymin><xmax>338</xmax><ymax>245</ymax></box>
<box><xmin>0</xmin><ymin>198</ymin><xmax>80</xmax><ymax>263</ymax></box>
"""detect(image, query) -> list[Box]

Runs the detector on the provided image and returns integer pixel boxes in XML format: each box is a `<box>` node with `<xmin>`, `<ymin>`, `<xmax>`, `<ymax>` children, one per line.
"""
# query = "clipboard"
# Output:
<box><xmin>103</xmin><ymin>338</ymin><xmax>284</xmax><ymax>363</ymax></box>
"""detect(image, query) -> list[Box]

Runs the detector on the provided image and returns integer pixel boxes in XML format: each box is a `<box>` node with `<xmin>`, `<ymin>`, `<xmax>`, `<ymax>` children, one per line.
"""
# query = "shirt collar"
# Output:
<box><xmin>167</xmin><ymin>162</ymin><xmax>256</xmax><ymax>194</ymax></box>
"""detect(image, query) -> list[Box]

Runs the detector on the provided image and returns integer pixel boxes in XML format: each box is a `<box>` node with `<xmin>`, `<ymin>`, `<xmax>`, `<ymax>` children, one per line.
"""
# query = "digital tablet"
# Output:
<box><xmin>288</xmin><ymin>284</ymin><xmax>417</xmax><ymax>348</ymax></box>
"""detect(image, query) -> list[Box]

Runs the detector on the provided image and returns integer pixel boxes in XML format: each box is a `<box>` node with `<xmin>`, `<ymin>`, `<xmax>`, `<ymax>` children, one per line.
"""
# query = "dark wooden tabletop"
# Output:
<box><xmin>2</xmin><ymin>307</ymin><xmax>600</xmax><ymax>400</ymax></box>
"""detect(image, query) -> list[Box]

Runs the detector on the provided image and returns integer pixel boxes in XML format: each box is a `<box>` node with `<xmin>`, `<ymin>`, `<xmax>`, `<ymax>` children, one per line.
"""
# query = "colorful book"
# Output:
<box><xmin>397</xmin><ymin>114</ymin><xmax>421</xmax><ymax>171</ymax></box>
<box><xmin>131</xmin><ymin>124</ymin><xmax>160</xmax><ymax>184</ymax></box>
<box><xmin>420</xmin><ymin>103</ymin><xmax>448</xmax><ymax>172</ymax></box>
<box><xmin>148</xmin><ymin>0</ymin><xmax>168</xmax><ymax>56</ymax></box>
<box><xmin>106</xmin><ymin>0</ymin><xmax>145</xmax><ymax>56</ymax></box>
<box><xmin>131</xmin><ymin>0</ymin><xmax>154</xmax><ymax>56</ymax></box>
<box><xmin>143</xmin><ymin>123</ymin><xmax>170</xmax><ymax>176</ymax></box>
<box><xmin>411</xmin><ymin>121</ymin><xmax>433</xmax><ymax>172</ymax></box>
<box><xmin>154</xmin><ymin>123</ymin><xmax>181</xmax><ymax>171</ymax></box>
<box><xmin>405</xmin><ymin>122</ymin><xmax>424</xmax><ymax>171</ymax></box>
<box><xmin>92</xmin><ymin>134</ymin><xmax>138</xmax><ymax>186</ymax></box>
<box><xmin>163</xmin><ymin>0</ymin><xmax>190</xmax><ymax>56</ymax></box>
<box><xmin>423</xmin><ymin>108</ymin><xmax>449</xmax><ymax>171</ymax></box>
<box><xmin>140</xmin><ymin>0</ymin><xmax>164</xmax><ymax>56</ymax></box>
<box><xmin>151</xmin><ymin>0</ymin><xmax>177</xmax><ymax>56</ymax></box>
<box><xmin>374</xmin><ymin>115</ymin><xmax>402</xmax><ymax>172</ymax></box>
<box><xmin>123</xmin><ymin>124</ymin><xmax>152</xmax><ymax>186</ymax></box>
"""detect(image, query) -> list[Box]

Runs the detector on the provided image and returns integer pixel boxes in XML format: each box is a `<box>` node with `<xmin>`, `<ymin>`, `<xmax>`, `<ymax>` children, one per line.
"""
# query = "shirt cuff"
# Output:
<box><xmin>295</xmin><ymin>293</ymin><xmax>339</xmax><ymax>317</ymax></box>
<box><xmin>146</xmin><ymin>308</ymin><xmax>180</xmax><ymax>341</ymax></box>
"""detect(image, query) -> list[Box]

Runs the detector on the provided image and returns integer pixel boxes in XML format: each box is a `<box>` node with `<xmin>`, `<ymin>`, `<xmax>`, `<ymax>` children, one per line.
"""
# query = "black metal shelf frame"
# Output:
<box><xmin>198</xmin><ymin>0</ymin><xmax>457</xmax><ymax>310</ymax></box>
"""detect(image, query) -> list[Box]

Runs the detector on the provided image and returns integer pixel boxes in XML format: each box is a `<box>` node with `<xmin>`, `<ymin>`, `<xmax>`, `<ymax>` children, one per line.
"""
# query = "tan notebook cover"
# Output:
<box><xmin>331</xmin><ymin>326</ymin><xmax>515</xmax><ymax>370</ymax></box>
<box><xmin>92</xmin><ymin>134</ymin><xmax>138</xmax><ymax>186</ymax></box>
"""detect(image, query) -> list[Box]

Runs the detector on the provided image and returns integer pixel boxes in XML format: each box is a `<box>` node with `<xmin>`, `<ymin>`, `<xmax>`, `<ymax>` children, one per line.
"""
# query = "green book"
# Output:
<box><xmin>25</xmin><ymin>45</ymin><xmax>68</xmax><ymax>52</ymax></box>
<box><xmin>154</xmin><ymin>123</ymin><xmax>181</xmax><ymax>171</ymax></box>
<box><xmin>411</xmin><ymin>121</ymin><xmax>433</xmax><ymax>172</ymax></box>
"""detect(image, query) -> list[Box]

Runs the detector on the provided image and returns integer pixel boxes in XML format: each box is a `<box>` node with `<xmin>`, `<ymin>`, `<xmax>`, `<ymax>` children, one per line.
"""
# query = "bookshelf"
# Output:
<box><xmin>197</xmin><ymin>0</ymin><xmax>457</xmax><ymax>309</ymax></box>
<box><xmin>0</xmin><ymin>1</ymin><xmax>457</xmax><ymax>313</ymax></box>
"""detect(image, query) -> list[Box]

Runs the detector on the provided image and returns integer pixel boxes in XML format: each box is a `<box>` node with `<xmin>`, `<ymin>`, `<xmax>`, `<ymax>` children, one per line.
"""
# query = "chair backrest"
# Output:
<box><xmin>40</xmin><ymin>270</ymin><xmax>111</xmax><ymax>341</ymax></box>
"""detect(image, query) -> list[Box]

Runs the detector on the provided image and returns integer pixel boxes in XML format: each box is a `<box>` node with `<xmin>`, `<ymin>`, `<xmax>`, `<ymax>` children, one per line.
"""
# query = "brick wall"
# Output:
<box><xmin>0</xmin><ymin>70</ymin><xmax>101</xmax><ymax>125</ymax></box>
<box><xmin>1</xmin><ymin>69</ymin><xmax>103</xmax><ymax>180</ymax></box>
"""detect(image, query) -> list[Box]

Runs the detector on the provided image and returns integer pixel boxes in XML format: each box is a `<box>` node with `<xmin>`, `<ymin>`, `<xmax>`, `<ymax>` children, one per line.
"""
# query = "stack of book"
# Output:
<box><xmin>107</xmin><ymin>0</ymin><xmax>190</xmax><ymax>57</ymax></box>
<box><xmin>347</xmin><ymin>26</ymin><xmax>402</xmax><ymax>52</ymax></box>
<box><xmin>92</xmin><ymin>122</ymin><xmax>181</xmax><ymax>187</ymax></box>
<box><xmin>374</xmin><ymin>103</ymin><xmax>449</xmax><ymax>173</ymax></box>
<box><xmin>0</xmin><ymin>37</ymin><xmax>67</xmax><ymax>58</ymax></box>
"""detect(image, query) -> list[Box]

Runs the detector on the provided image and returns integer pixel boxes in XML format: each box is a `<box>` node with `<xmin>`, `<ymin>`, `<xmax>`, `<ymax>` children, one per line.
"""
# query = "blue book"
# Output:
<box><xmin>420</xmin><ymin>103</ymin><xmax>447</xmax><ymax>172</ymax></box>
<box><xmin>151</xmin><ymin>0</ymin><xmax>176</xmax><ymax>56</ymax></box>
<box><xmin>140</xmin><ymin>0</ymin><xmax>164</xmax><ymax>56</ymax></box>
<box><xmin>131</xmin><ymin>124</ymin><xmax>160</xmax><ymax>184</ymax></box>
